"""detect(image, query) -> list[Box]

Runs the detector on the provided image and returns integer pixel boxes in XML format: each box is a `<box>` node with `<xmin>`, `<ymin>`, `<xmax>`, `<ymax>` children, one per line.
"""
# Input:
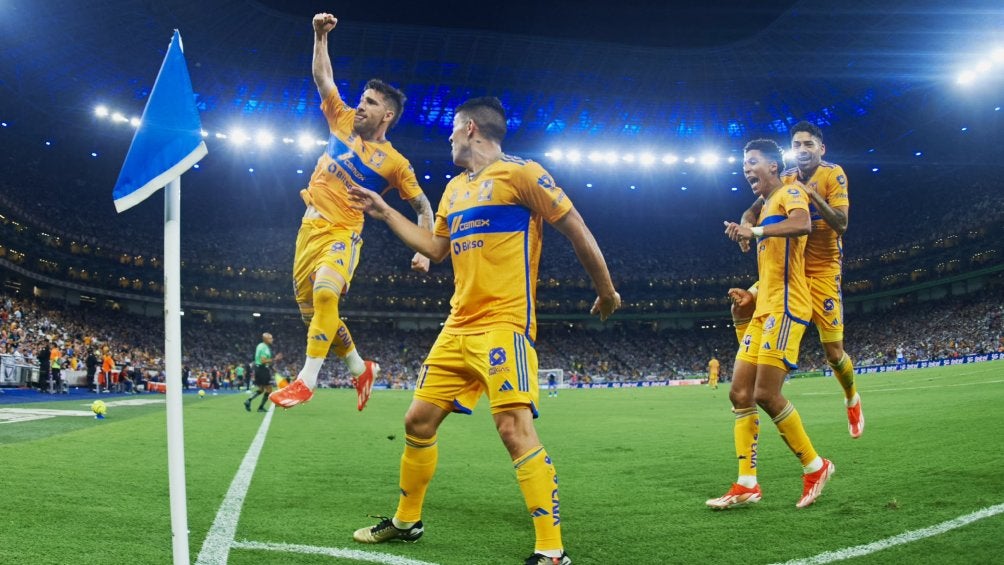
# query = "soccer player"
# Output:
<box><xmin>709</xmin><ymin>139</ymin><xmax>834</xmax><ymax>510</ymax></box>
<box><xmin>347</xmin><ymin>97</ymin><xmax>620</xmax><ymax>565</ymax></box>
<box><xmin>547</xmin><ymin>371</ymin><xmax>558</xmax><ymax>398</ymax></box>
<box><xmin>708</xmin><ymin>356</ymin><xmax>720</xmax><ymax>390</ymax></box>
<box><xmin>270</xmin><ymin>13</ymin><xmax>434</xmax><ymax>412</ymax></box>
<box><xmin>246</xmin><ymin>333</ymin><xmax>281</xmax><ymax>413</ymax></box>
<box><xmin>734</xmin><ymin>122</ymin><xmax>862</xmax><ymax>438</ymax></box>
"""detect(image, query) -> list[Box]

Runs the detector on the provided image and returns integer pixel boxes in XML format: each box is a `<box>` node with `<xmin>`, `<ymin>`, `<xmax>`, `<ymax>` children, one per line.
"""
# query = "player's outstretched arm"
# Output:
<box><xmin>736</xmin><ymin>197</ymin><xmax>765</xmax><ymax>252</ymax></box>
<box><xmin>724</xmin><ymin>208</ymin><xmax>810</xmax><ymax>242</ymax></box>
<box><xmin>551</xmin><ymin>207</ymin><xmax>621</xmax><ymax>321</ymax></box>
<box><xmin>312</xmin><ymin>13</ymin><xmax>338</xmax><ymax>100</ymax></box>
<box><xmin>349</xmin><ymin>185</ymin><xmax>450</xmax><ymax>262</ymax></box>
<box><xmin>407</xmin><ymin>194</ymin><xmax>435</xmax><ymax>273</ymax></box>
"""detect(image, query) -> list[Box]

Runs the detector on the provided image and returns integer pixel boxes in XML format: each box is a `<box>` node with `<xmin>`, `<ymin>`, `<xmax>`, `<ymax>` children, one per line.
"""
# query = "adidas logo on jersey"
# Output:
<box><xmin>498</xmin><ymin>380</ymin><xmax>514</xmax><ymax>392</ymax></box>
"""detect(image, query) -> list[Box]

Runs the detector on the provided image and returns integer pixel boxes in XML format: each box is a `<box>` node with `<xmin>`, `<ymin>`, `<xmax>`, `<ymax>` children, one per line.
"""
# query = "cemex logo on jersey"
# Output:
<box><xmin>450</xmin><ymin>214</ymin><xmax>490</xmax><ymax>234</ymax></box>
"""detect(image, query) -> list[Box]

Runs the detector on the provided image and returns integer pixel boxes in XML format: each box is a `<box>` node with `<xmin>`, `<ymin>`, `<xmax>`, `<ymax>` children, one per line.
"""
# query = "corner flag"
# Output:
<box><xmin>112</xmin><ymin>29</ymin><xmax>207</xmax><ymax>213</ymax></box>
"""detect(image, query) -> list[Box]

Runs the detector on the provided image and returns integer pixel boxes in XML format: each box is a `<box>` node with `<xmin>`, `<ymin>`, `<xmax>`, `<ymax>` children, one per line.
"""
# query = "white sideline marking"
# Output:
<box><xmin>195</xmin><ymin>406</ymin><xmax>275</xmax><ymax>565</ymax></box>
<box><xmin>231</xmin><ymin>540</ymin><xmax>440</xmax><ymax>565</ymax></box>
<box><xmin>0</xmin><ymin>408</ymin><xmax>94</xmax><ymax>423</ymax></box>
<box><xmin>771</xmin><ymin>503</ymin><xmax>1004</xmax><ymax>564</ymax></box>
<box><xmin>800</xmin><ymin>379</ymin><xmax>1004</xmax><ymax>396</ymax></box>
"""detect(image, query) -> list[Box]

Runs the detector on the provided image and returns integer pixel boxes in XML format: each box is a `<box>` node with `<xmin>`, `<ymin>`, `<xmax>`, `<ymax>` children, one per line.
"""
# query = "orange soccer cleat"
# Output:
<box><xmin>846</xmin><ymin>395</ymin><xmax>864</xmax><ymax>439</ymax></box>
<box><xmin>796</xmin><ymin>458</ymin><xmax>835</xmax><ymax>508</ymax></box>
<box><xmin>269</xmin><ymin>378</ymin><xmax>314</xmax><ymax>409</ymax></box>
<box><xmin>354</xmin><ymin>360</ymin><xmax>379</xmax><ymax>411</ymax></box>
<box><xmin>706</xmin><ymin>483</ymin><xmax>762</xmax><ymax>510</ymax></box>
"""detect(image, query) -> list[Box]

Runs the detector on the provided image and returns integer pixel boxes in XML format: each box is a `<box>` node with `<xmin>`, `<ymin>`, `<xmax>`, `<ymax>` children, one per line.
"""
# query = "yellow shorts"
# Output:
<box><xmin>808</xmin><ymin>274</ymin><xmax>844</xmax><ymax>343</ymax></box>
<box><xmin>292</xmin><ymin>219</ymin><xmax>362</xmax><ymax>306</ymax></box>
<box><xmin>736</xmin><ymin>312</ymin><xmax>809</xmax><ymax>371</ymax></box>
<box><xmin>415</xmin><ymin>330</ymin><xmax>539</xmax><ymax>417</ymax></box>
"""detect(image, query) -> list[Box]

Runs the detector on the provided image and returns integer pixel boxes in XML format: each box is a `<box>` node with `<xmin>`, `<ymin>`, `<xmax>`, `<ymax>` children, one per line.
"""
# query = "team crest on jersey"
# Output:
<box><xmin>537</xmin><ymin>174</ymin><xmax>556</xmax><ymax>190</ymax></box>
<box><xmin>489</xmin><ymin>347</ymin><xmax>507</xmax><ymax>367</ymax></box>
<box><xmin>742</xmin><ymin>335</ymin><xmax>752</xmax><ymax>347</ymax></box>
<box><xmin>369</xmin><ymin>149</ymin><xmax>387</xmax><ymax>168</ymax></box>
<box><xmin>764</xmin><ymin>315</ymin><xmax>776</xmax><ymax>333</ymax></box>
<box><xmin>837</xmin><ymin>175</ymin><xmax>846</xmax><ymax>185</ymax></box>
<box><xmin>831</xmin><ymin>318</ymin><xmax>840</xmax><ymax>327</ymax></box>
<box><xmin>448</xmin><ymin>188</ymin><xmax>458</xmax><ymax>209</ymax></box>
<box><xmin>331</xmin><ymin>242</ymin><xmax>346</xmax><ymax>252</ymax></box>
<box><xmin>823</xmin><ymin>298</ymin><xmax>835</xmax><ymax>312</ymax></box>
<box><xmin>477</xmin><ymin>180</ymin><xmax>494</xmax><ymax>202</ymax></box>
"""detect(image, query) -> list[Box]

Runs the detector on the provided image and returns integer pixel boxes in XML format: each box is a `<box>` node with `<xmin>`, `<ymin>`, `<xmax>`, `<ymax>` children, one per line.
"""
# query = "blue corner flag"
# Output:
<box><xmin>113</xmin><ymin>30</ymin><xmax>207</xmax><ymax>213</ymax></box>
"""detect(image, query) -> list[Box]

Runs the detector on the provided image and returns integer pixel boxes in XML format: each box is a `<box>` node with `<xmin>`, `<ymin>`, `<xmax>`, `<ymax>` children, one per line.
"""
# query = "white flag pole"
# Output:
<box><xmin>164</xmin><ymin>176</ymin><xmax>190</xmax><ymax>564</ymax></box>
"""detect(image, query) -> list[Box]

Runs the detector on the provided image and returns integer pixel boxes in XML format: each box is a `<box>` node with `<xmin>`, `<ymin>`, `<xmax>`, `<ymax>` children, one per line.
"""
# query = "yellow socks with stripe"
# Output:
<box><xmin>733</xmin><ymin>407</ymin><xmax>759</xmax><ymax>487</ymax></box>
<box><xmin>394</xmin><ymin>434</ymin><xmax>438</xmax><ymax>523</ymax></box>
<box><xmin>772</xmin><ymin>401</ymin><xmax>819</xmax><ymax>467</ymax></box>
<box><xmin>828</xmin><ymin>352</ymin><xmax>857</xmax><ymax>401</ymax></box>
<box><xmin>305</xmin><ymin>275</ymin><xmax>348</xmax><ymax>359</ymax></box>
<box><xmin>514</xmin><ymin>446</ymin><xmax>562</xmax><ymax>553</ymax></box>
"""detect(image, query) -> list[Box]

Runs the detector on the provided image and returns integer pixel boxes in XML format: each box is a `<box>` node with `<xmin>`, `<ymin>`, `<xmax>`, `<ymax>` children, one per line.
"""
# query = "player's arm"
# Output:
<box><xmin>407</xmin><ymin>193</ymin><xmax>435</xmax><ymax>272</ymax></box>
<box><xmin>723</xmin><ymin>208</ymin><xmax>811</xmax><ymax>241</ymax></box>
<box><xmin>805</xmin><ymin>188</ymin><xmax>848</xmax><ymax>235</ymax></box>
<box><xmin>349</xmin><ymin>186</ymin><xmax>451</xmax><ymax>262</ymax></box>
<box><xmin>311</xmin><ymin>13</ymin><xmax>338</xmax><ymax>100</ymax></box>
<box><xmin>550</xmin><ymin>207</ymin><xmax>621</xmax><ymax>321</ymax></box>
<box><xmin>736</xmin><ymin>197</ymin><xmax>765</xmax><ymax>252</ymax></box>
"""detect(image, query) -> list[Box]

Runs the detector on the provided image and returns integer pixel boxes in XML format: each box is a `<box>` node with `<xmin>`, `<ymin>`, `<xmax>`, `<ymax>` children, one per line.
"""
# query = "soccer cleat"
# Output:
<box><xmin>525</xmin><ymin>552</ymin><xmax>572</xmax><ymax>565</ymax></box>
<box><xmin>243</xmin><ymin>399</ymin><xmax>251</xmax><ymax>412</ymax></box>
<box><xmin>269</xmin><ymin>378</ymin><xmax>314</xmax><ymax>409</ymax></box>
<box><xmin>353</xmin><ymin>516</ymin><xmax>423</xmax><ymax>544</ymax></box>
<box><xmin>796</xmin><ymin>458</ymin><xmax>835</xmax><ymax>508</ymax></box>
<box><xmin>705</xmin><ymin>483</ymin><xmax>762</xmax><ymax>509</ymax></box>
<box><xmin>846</xmin><ymin>395</ymin><xmax>864</xmax><ymax>439</ymax></box>
<box><xmin>257</xmin><ymin>406</ymin><xmax>268</xmax><ymax>413</ymax></box>
<box><xmin>353</xmin><ymin>360</ymin><xmax>378</xmax><ymax>411</ymax></box>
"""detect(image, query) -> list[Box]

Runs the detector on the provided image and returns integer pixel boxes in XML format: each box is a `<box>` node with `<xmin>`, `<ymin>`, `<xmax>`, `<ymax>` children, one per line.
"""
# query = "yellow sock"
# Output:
<box><xmin>734</xmin><ymin>407</ymin><xmax>759</xmax><ymax>477</ymax></box>
<box><xmin>305</xmin><ymin>275</ymin><xmax>354</xmax><ymax>358</ymax></box>
<box><xmin>514</xmin><ymin>446</ymin><xmax>562</xmax><ymax>553</ymax></box>
<box><xmin>772</xmin><ymin>402</ymin><xmax>819</xmax><ymax>467</ymax></box>
<box><xmin>394</xmin><ymin>434</ymin><xmax>438</xmax><ymax>523</ymax></box>
<box><xmin>828</xmin><ymin>352</ymin><xmax>857</xmax><ymax>401</ymax></box>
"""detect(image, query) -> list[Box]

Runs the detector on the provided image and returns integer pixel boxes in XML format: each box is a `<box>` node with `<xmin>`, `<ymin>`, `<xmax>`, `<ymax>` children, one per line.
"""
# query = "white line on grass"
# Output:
<box><xmin>231</xmin><ymin>540</ymin><xmax>440</xmax><ymax>565</ymax></box>
<box><xmin>770</xmin><ymin>502</ymin><xmax>1004</xmax><ymax>565</ymax></box>
<box><xmin>195</xmin><ymin>407</ymin><xmax>275</xmax><ymax>565</ymax></box>
<box><xmin>800</xmin><ymin>379</ymin><xmax>1004</xmax><ymax>395</ymax></box>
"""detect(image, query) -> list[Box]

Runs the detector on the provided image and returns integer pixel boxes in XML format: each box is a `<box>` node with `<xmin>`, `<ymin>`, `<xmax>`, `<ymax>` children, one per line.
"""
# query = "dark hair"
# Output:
<box><xmin>365</xmin><ymin>79</ymin><xmax>406</xmax><ymax>129</ymax></box>
<box><xmin>790</xmin><ymin>120</ymin><xmax>823</xmax><ymax>142</ymax></box>
<box><xmin>743</xmin><ymin>138</ymin><xmax>785</xmax><ymax>177</ymax></box>
<box><xmin>456</xmin><ymin>96</ymin><xmax>507</xmax><ymax>143</ymax></box>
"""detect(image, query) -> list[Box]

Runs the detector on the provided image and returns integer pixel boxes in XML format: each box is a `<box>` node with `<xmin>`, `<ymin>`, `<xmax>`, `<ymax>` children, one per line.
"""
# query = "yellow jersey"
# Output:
<box><xmin>708</xmin><ymin>358</ymin><xmax>720</xmax><ymax>376</ymax></box>
<box><xmin>781</xmin><ymin>162</ymin><xmax>849</xmax><ymax>277</ymax></box>
<box><xmin>434</xmin><ymin>155</ymin><xmax>573</xmax><ymax>342</ymax></box>
<box><xmin>304</xmin><ymin>90</ymin><xmax>424</xmax><ymax>233</ymax></box>
<box><xmin>753</xmin><ymin>183</ymin><xmax>812</xmax><ymax>324</ymax></box>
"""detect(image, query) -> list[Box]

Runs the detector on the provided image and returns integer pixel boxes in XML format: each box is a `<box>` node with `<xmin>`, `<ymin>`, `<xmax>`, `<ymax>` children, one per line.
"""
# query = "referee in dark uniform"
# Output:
<box><xmin>245</xmin><ymin>332</ymin><xmax>281</xmax><ymax>413</ymax></box>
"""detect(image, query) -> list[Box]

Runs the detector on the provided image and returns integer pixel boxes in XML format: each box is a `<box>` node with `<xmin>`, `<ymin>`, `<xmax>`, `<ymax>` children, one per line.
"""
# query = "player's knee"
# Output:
<box><xmin>313</xmin><ymin>284</ymin><xmax>340</xmax><ymax>310</ymax></box>
<box><xmin>753</xmin><ymin>388</ymin><xmax>784</xmax><ymax>413</ymax></box>
<box><xmin>404</xmin><ymin>410</ymin><xmax>437</xmax><ymax>439</ymax></box>
<box><xmin>729</xmin><ymin>387</ymin><xmax>753</xmax><ymax>408</ymax></box>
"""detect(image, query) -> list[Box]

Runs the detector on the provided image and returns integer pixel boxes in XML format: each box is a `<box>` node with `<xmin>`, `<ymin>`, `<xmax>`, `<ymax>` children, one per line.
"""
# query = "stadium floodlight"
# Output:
<box><xmin>975</xmin><ymin>61</ymin><xmax>992</xmax><ymax>73</ymax></box>
<box><xmin>254</xmin><ymin>130</ymin><xmax>274</xmax><ymax>147</ymax></box>
<box><xmin>200</xmin><ymin>130</ymin><xmax>209</xmax><ymax>137</ymax></box>
<box><xmin>622</xmin><ymin>153</ymin><xmax>636</xmax><ymax>163</ymax></box>
<box><xmin>957</xmin><ymin>71</ymin><xmax>976</xmax><ymax>85</ymax></box>
<box><xmin>281</xmin><ymin>137</ymin><xmax>294</xmax><ymax>144</ymax></box>
<box><xmin>296</xmin><ymin>134</ymin><xmax>314</xmax><ymax>150</ymax></box>
<box><xmin>661</xmin><ymin>153</ymin><xmax>678</xmax><ymax>165</ymax></box>
<box><xmin>587</xmin><ymin>151</ymin><xmax>603</xmax><ymax>163</ymax></box>
<box><xmin>94</xmin><ymin>105</ymin><xmax>109</xmax><ymax>118</ymax></box>
<box><xmin>548</xmin><ymin>149</ymin><xmax>564</xmax><ymax>161</ymax></box>
<box><xmin>315</xmin><ymin>139</ymin><xmax>326</xmax><ymax>145</ymax></box>
<box><xmin>603</xmin><ymin>151</ymin><xmax>618</xmax><ymax>164</ymax></box>
<box><xmin>684</xmin><ymin>156</ymin><xmax>696</xmax><ymax>164</ymax></box>
<box><xmin>229</xmin><ymin>128</ymin><xmax>249</xmax><ymax>145</ymax></box>
<box><xmin>783</xmin><ymin>149</ymin><xmax>795</xmax><ymax>162</ymax></box>
<box><xmin>215</xmin><ymin>132</ymin><xmax>227</xmax><ymax>139</ymax></box>
<box><xmin>111</xmin><ymin>112</ymin><xmax>128</xmax><ymax>123</ymax></box>
<box><xmin>566</xmin><ymin>150</ymin><xmax>582</xmax><ymax>163</ymax></box>
<box><xmin>639</xmin><ymin>153</ymin><xmax>655</xmax><ymax>166</ymax></box>
<box><xmin>727</xmin><ymin>156</ymin><xmax>737</xmax><ymax>164</ymax></box>
<box><xmin>129</xmin><ymin>117</ymin><xmax>141</xmax><ymax>127</ymax></box>
<box><xmin>699</xmin><ymin>152</ymin><xmax>719</xmax><ymax>166</ymax></box>
<box><xmin>993</xmin><ymin>47</ymin><xmax>1004</xmax><ymax>63</ymax></box>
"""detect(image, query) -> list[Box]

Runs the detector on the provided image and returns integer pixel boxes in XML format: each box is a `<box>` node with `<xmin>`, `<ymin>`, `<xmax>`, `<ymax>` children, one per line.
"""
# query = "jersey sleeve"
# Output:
<box><xmin>781</xmin><ymin>184</ymin><xmax>811</xmax><ymax>216</ymax></box>
<box><xmin>433</xmin><ymin>182</ymin><xmax>455</xmax><ymax>238</ymax></box>
<box><xmin>513</xmin><ymin>161</ymin><xmax>573</xmax><ymax>223</ymax></box>
<box><xmin>319</xmin><ymin>90</ymin><xmax>354</xmax><ymax>134</ymax></box>
<box><xmin>826</xmin><ymin>166</ymin><xmax>850</xmax><ymax>209</ymax></box>
<box><xmin>390</xmin><ymin>161</ymin><xmax>424</xmax><ymax>202</ymax></box>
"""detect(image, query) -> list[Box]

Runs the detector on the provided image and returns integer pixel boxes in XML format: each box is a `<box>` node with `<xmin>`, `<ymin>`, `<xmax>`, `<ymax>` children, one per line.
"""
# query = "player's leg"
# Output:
<box><xmin>755</xmin><ymin>316</ymin><xmax>834</xmax><ymax>508</ymax></box>
<box><xmin>354</xmin><ymin>333</ymin><xmax>471</xmax><ymax>544</ymax></box>
<box><xmin>481</xmin><ymin>332</ymin><xmax>568</xmax><ymax>564</ymax></box>
<box><xmin>811</xmin><ymin>275</ymin><xmax>862</xmax><ymax>438</ymax></box>
<box><xmin>706</xmin><ymin>356</ymin><xmax>761</xmax><ymax>509</ymax></box>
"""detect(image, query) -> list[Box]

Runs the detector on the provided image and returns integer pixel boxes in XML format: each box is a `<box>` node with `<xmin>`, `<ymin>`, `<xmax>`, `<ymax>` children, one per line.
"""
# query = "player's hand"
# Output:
<box><xmin>273</xmin><ymin>353</ymin><xmax>284</xmax><ymax>362</ymax></box>
<box><xmin>313</xmin><ymin>13</ymin><xmax>337</xmax><ymax>35</ymax></box>
<box><xmin>590</xmin><ymin>291</ymin><xmax>621</xmax><ymax>321</ymax></box>
<box><xmin>348</xmin><ymin>184</ymin><xmax>391</xmax><ymax>221</ymax></box>
<box><xmin>411</xmin><ymin>252</ymin><xmax>430</xmax><ymax>273</ymax></box>
<box><xmin>728</xmin><ymin>288</ymin><xmax>756</xmax><ymax>324</ymax></box>
<box><xmin>723</xmin><ymin>221</ymin><xmax>754</xmax><ymax>242</ymax></box>
<box><xmin>738</xmin><ymin>220</ymin><xmax>752</xmax><ymax>252</ymax></box>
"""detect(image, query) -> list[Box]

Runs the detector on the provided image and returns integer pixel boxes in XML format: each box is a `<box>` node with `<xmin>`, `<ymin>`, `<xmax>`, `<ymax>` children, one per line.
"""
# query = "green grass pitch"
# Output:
<box><xmin>2</xmin><ymin>361</ymin><xmax>1002</xmax><ymax>564</ymax></box>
